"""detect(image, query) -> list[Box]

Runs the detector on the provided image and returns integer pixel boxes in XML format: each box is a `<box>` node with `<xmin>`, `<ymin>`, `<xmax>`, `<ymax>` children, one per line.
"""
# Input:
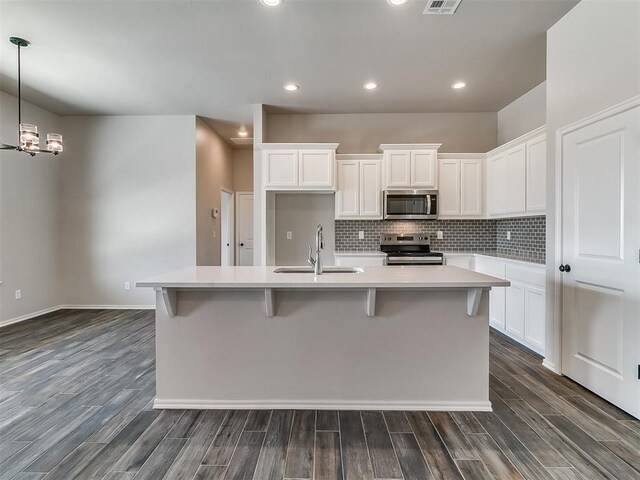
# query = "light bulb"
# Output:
<box><xmin>46</xmin><ymin>133</ymin><xmax>63</xmax><ymax>153</ymax></box>
<box><xmin>19</xmin><ymin>123</ymin><xmax>39</xmax><ymax>149</ymax></box>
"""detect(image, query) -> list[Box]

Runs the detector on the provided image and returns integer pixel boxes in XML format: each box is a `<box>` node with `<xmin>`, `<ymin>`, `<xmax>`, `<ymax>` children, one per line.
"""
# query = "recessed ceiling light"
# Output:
<box><xmin>284</xmin><ymin>83</ymin><xmax>299</xmax><ymax>91</ymax></box>
<box><xmin>452</xmin><ymin>81</ymin><xmax>467</xmax><ymax>89</ymax></box>
<box><xmin>238</xmin><ymin>129</ymin><xmax>249</xmax><ymax>137</ymax></box>
<box><xmin>387</xmin><ymin>0</ymin><xmax>410</xmax><ymax>6</ymax></box>
<box><xmin>364</xmin><ymin>82</ymin><xmax>378</xmax><ymax>90</ymax></box>
<box><xmin>260</xmin><ymin>0</ymin><xmax>282</xmax><ymax>7</ymax></box>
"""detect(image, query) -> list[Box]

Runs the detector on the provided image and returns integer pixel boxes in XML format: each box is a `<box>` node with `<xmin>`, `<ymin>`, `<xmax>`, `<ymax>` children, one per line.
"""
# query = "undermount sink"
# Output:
<box><xmin>273</xmin><ymin>266</ymin><xmax>364</xmax><ymax>274</ymax></box>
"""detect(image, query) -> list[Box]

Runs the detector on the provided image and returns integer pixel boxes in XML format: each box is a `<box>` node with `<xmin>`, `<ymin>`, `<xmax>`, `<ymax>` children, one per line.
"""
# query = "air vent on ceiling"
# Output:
<box><xmin>424</xmin><ymin>0</ymin><xmax>462</xmax><ymax>15</ymax></box>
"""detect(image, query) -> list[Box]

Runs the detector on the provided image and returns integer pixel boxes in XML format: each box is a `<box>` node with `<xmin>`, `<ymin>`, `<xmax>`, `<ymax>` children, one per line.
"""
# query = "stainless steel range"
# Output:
<box><xmin>380</xmin><ymin>233</ymin><xmax>444</xmax><ymax>266</ymax></box>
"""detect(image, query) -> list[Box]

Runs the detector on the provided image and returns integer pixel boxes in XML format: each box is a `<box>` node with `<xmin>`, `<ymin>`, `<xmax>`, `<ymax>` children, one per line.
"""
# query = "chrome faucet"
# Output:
<box><xmin>308</xmin><ymin>224</ymin><xmax>324</xmax><ymax>275</ymax></box>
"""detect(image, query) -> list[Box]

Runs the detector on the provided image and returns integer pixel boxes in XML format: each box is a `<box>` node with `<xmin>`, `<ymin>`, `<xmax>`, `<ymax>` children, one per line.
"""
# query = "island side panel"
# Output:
<box><xmin>154</xmin><ymin>288</ymin><xmax>490</xmax><ymax>410</ymax></box>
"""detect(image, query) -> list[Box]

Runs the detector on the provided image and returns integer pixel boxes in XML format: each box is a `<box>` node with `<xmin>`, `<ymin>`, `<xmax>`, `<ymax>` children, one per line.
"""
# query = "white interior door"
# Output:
<box><xmin>561</xmin><ymin>103</ymin><xmax>640</xmax><ymax>419</ymax></box>
<box><xmin>220</xmin><ymin>190</ymin><xmax>234</xmax><ymax>266</ymax></box>
<box><xmin>236</xmin><ymin>192</ymin><xmax>254</xmax><ymax>266</ymax></box>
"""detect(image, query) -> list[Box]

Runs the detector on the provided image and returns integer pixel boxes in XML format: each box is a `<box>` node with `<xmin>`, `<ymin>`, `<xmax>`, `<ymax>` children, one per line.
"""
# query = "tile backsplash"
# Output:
<box><xmin>335</xmin><ymin>216</ymin><xmax>546</xmax><ymax>263</ymax></box>
<box><xmin>496</xmin><ymin>216</ymin><xmax>546</xmax><ymax>263</ymax></box>
<box><xmin>335</xmin><ymin>219</ymin><xmax>498</xmax><ymax>252</ymax></box>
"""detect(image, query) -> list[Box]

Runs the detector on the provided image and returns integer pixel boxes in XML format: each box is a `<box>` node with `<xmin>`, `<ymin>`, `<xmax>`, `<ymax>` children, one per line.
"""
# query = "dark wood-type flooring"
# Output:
<box><xmin>0</xmin><ymin>309</ymin><xmax>638</xmax><ymax>480</ymax></box>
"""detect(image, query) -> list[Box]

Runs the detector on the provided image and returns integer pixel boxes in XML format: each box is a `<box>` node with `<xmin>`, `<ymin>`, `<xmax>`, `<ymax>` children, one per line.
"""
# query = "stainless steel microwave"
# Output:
<box><xmin>383</xmin><ymin>190</ymin><xmax>438</xmax><ymax>220</ymax></box>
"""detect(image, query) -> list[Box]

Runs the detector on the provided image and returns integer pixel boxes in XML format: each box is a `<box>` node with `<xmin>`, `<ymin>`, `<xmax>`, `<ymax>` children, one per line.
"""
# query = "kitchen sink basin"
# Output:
<box><xmin>273</xmin><ymin>266</ymin><xmax>364</xmax><ymax>274</ymax></box>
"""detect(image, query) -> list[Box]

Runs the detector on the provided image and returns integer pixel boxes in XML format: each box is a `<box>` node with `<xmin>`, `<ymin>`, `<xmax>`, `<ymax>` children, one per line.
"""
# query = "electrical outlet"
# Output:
<box><xmin>358</xmin><ymin>231</ymin><xmax>364</xmax><ymax>240</ymax></box>
<box><xmin>286</xmin><ymin>231</ymin><xmax>292</xmax><ymax>240</ymax></box>
<box><xmin>124</xmin><ymin>282</ymin><xmax>131</xmax><ymax>290</ymax></box>
<box><xmin>15</xmin><ymin>289</ymin><xmax>21</xmax><ymax>300</ymax></box>
<box><xmin>507</xmin><ymin>231</ymin><xmax>511</xmax><ymax>240</ymax></box>
<box><xmin>437</xmin><ymin>231</ymin><xmax>443</xmax><ymax>240</ymax></box>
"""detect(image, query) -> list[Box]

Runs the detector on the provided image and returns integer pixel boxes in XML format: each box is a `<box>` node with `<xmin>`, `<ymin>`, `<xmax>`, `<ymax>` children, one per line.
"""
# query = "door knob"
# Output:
<box><xmin>239</xmin><ymin>243</ymin><xmax>244</xmax><ymax>247</ymax></box>
<box><xmin>559</xmin><ymin>264</ymin><xmax>571</xmax><ymax>272</ymax></box>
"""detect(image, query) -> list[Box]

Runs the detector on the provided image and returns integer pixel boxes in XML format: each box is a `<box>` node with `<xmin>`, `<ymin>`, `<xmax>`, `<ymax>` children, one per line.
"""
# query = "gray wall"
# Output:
<box><xmin>266</xmin><ymin>112</ymin><xmax>498</xmax><ymax>153</ymax></box>
<box><xmin>232</xmin><ymin>148</ymin><xmax>253</xmax><ymax>192</ymax></box>
<box><xmin>545</xmin><ymin>0</ymin><xmax>640</xmax><ymax>369</ymax></box>
<box><xmin>60</xmin><ymin>115</ymin><xmax>197</xmax><ymax>307</ymax></box>
<box><xmin>275</xmin><ymin>194</ymin><xmax>335</xmax><ymax>266</ymax></box>
<box><xmin>196</xmin><ymin>118</ymin><xmax>234</xmax><ymax>266</ymax></box>
<box><xmin>497</xmin><ymin>81</ymin><xmax>546</xmax><ymax>144</ymax></box>
<box><xmin>0</xmin><ymin>92</ymin><xmax>63</xmax><ymax>325</ymax></box>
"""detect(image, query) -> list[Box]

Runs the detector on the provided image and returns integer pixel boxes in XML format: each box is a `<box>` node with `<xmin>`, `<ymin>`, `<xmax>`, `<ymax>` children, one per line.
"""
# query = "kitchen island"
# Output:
<box><xmin>137</xmin><ymin>265</ymin><xmax>509</xmax><ymax>411</ymax></box>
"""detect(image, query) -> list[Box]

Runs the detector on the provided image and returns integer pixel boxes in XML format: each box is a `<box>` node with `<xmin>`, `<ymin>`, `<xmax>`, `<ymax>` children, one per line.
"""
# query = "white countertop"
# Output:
<box><xmin>137</xmin><ymin>265</ymin><xmax>510</xmax><ymax>290</ymax></box>
<box><xmin>334</xmin><ymin>251</ymin><xmax>387</xmax><ymax>257</ymax></box>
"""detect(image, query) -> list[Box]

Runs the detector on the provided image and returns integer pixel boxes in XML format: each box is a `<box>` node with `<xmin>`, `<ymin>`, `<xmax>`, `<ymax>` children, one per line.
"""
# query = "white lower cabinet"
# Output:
<box><xmin>449</xmin><ymin>254</ymin><xmax>545</xmax><ymax>355</ymax></box>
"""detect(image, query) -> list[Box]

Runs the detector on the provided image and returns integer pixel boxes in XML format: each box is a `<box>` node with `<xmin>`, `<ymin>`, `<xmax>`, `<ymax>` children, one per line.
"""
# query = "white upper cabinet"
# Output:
<box><xmin>380</xmin><ymin>144</ymin><xmax>441</xmax><ymax>189</ymax></box>
<box><xmin>410</xmin><ymin>150</ymin><xmax>438</xmax><ymax>188</ymax></box>
<box><xmin>264</xmin><ymin>150</ymin><xmax>299</xmax><ymax>187</ymax></box>
<box><xmin>486</xmin><ymin>127</ymin><xmax>546</xmax><ymax>218</ymax></box>
<box><xmin>438</xmin><ymin>159</ymin><xmax>461</xmax><ymax>216</ymax></box>
<box><xmin>460</xmin><ymin>159</ymin><xmax>483</xmax><ymax>216</ymax></box>
<box><xmin>439</xmin><ymin>157</ymin><xmax>483</xmax><ymax>218</ymax></box>
<box><xmin>506</xmin><ymin>144</ymin><xmax>526</xmax><ymax>215</ymax></box>
<box><xmin>262</xmin><ymin>143</ymin><xmax>338</xmax><ymax>191</ymax></box>
<box><xmin>299</xmin><ymin>150</ymin><xmax>335</xmax><ymax>188</ymax></box>
<box><xmin>526</xmin><ymin>135</ymin><xmax>547</xmax><ymax>213</ymax></box>
<box><xmin>384</xmin><ymin>150</ymin><xmax>411</xmax><ymax>187</ymax></box>
<box><xmin>335</xmin><ymin>155</ymin><xmax>382</xmax><ymax>219</ymax></box>
<box><xmin>487</xmin><ymin>153</ymin><xmax>507</xmax><ymax>215</ymax></box>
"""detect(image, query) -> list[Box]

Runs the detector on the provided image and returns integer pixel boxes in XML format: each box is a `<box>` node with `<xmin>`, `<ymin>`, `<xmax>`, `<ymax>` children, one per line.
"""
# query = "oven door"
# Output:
<box><xmin>384</xmin><ymin>190</ymin><xmax>438</xmax><ymax>220</ymax></box>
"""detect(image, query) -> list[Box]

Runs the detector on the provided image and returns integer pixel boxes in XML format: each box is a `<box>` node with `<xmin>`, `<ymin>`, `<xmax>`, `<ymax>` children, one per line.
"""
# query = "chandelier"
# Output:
<box><xmin>0</xmin><ymin>37</ymin><xmax>63</xmax><ymax>156</ymax></box>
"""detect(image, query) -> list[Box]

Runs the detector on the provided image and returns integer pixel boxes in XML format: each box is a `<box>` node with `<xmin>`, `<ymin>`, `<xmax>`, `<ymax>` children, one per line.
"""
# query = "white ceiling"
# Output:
<box><xmin>0</xmin><ymin>0</ymin><xmax>577</xmax><ymax>139</ymax></box>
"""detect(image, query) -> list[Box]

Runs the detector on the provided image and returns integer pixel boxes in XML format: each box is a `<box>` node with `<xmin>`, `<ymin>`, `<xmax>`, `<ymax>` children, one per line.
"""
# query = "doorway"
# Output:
<box><xmin>236</xmin><ymin>192</ymin><xmax>254</xmax><ymax>266</ymax></box>
<box><xmin>220</xmin><ymin>189</ymin><xmax>234</xmax><ymax>266</ymax></box>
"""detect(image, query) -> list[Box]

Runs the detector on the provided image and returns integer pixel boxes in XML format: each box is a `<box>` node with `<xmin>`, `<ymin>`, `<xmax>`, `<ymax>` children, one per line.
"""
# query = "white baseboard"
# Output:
<box><xmin>0</xmin><ymin>305</ymin><xmax>63</xmax><ymax>328</ymax></box>
<box><xmin>1</xmin><ymin>305</ymin><xmax>154</xmax><ymax>328</ymax></box>
<box><xmin>58</xmin><ymin>305</ymin><xmax>154</xmax><ymax>310</ymax></box>
<box><xmin>542</xmin><ymin>358</ymin><xmax>561</xmax><ymax>374</ymax></box>
<box><xmin>154</xmin><ymin>398</ymin><xmax>493</xmax><ymax>412</ymax></box>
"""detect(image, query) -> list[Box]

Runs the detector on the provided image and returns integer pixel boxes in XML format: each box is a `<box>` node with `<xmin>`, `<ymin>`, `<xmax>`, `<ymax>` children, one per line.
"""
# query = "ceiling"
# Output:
<box><xmin>1</xmin><ymin>0</ymin><xmax>577</xmax><ymax>140</ymax></box>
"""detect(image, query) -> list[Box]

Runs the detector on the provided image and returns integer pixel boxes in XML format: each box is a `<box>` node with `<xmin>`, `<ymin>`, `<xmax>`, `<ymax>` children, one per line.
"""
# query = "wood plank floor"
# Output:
<box><xmin>0</xmin><ymin>309</ymin><xmax>638</xmax><ymax>480</ymax></box>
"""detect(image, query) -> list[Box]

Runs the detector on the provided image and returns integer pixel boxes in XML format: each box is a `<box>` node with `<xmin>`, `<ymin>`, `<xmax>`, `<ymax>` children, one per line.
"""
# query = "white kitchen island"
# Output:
<box><xmin>137</xmin><ymin>265</ymin><xmax>509</xmax><ymax>411</ymax></box>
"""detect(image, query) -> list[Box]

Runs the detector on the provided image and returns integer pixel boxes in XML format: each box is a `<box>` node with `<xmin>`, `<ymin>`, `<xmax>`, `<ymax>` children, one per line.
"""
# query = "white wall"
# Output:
<box><xmin>545</xmin><ymin>0</ymin><xmax>640</xmax><ymax>370</ymax></box>
<box><xmin>275</xmin><ymin>194</ymin><xmax>335</xmax><ymax>266</ymax></box>
<box><xmin>266</xmin><ymin>112</ymin><xmax>498</xmax><ymax>153</ymax></box>
<box><xmin>60</xmin><ymin>115</ymin><xmax>197</xmax><ymax>307</ymax></box>
<box><xmin>498</xmin><ymin>81</ymin><xmax>546</xmax><ymax>144</ymax></box>
<box><xmin>196</xmin><ymin>118</ymin><xmax>234</xmax><ymax>266</ymax></box>
<box><xmin>0</xmin><ymin>92</ymin><xmax>63</xmax><ymax>325</ymax></box>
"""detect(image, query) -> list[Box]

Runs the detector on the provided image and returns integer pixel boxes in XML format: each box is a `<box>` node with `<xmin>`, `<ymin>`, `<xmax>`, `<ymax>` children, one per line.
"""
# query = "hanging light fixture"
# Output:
<box><xmin>0</xmin><ymin>37</ymin><xmax>63</xmax><ymax>156</ymax></box>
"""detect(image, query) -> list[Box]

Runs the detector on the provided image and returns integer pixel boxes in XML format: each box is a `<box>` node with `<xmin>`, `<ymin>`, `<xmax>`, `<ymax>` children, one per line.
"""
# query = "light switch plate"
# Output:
<box><xmin>358</xmin><ymin>231</ymin><xmax>364</xmax><ymax>240</ymax></box>
<box><xmin>437</xmin><ymin>231</ymin><xmax>443</xmax><ymax>240</ymax></box>
<box><xmin>286</xmin><ymin>231</ymin><xmax>293</xmax><ymax>240</ymax></box>
<box><xmin>15</xmin><ymin>289</ymin><xmax>21</xmax><ymax>300</ymax></box>
<box><xmin>507</xmin><ymin>231</ymin><xmax>511</xmax><ymax>240</ymax></box>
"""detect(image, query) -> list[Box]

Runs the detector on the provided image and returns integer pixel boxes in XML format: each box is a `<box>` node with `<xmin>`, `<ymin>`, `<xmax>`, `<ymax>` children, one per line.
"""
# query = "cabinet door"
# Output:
<box><xmin>506</xmin><ymin>145</ymin><xmax>526</xmax><ymax>214</ymax></box>
<box><xmin>359</xmin><ymin>160</ymin><xmax>382</xmax><ymax>218</ymax></box>
<box><xmin>487</xmin><ymin>154</ymin><xmax>507</xmax><ymax>215</ymax></box>
<box><xmin>299</xmin><ymin>150</ymin><xmax>335</xmax><ymax>188</ymax></box>
<box><xmin>524</xmin><ymin>285</ymin><xmax>545</xmax><ymax>354</ymax></box>
<box><xmin>335</xmin><ymin>160</ymin><xmax>360</xmax><ymax>218</ymax></box>
<box><xmin>444</xmin><ymin>255</ymin><xmax>474</xmax><ymax>270</ymax></box>
<box><xmin>438</xmin><ymin>159</ymin><xmax>461</xmax><ymax>216</ymax></box>
<box><xmin>264</xmin><ymin>150</ymin><xmax>298</xmax><ymax>187</ymax></box>
<box><xmin>506</xmin><ymin>281</ymin><xmax>525</xmax><ymax>340</ymax></box>
<box><xmin>490</xmin><ymin>288</ymin><xmax>506</xmax><ymax>331</ymax></box>
<box><xmin>526</xmin><ymin>135</ymin><xmax>546</xmax><ymax>213</ymax></box>
<box><xmin>411</xmin><ymin>150</ymin><xmax>437</xmax><ymax>188</ymax></box>
<box><xmin>385</xmin><ymin>151</ymin><xmax>411</xmax><ymax>188</ymax></box>
<box><xmin>460</xmin><ymin>159</ymin><xmax>483</xmax><ymax>216</ymax></box>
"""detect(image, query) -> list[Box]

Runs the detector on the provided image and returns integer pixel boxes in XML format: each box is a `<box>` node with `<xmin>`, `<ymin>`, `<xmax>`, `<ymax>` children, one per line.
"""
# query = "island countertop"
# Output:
<box><xmin>137</xmin><ymin>265</ymin><xmax>510</xmax><ymax>289</ymax></box>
